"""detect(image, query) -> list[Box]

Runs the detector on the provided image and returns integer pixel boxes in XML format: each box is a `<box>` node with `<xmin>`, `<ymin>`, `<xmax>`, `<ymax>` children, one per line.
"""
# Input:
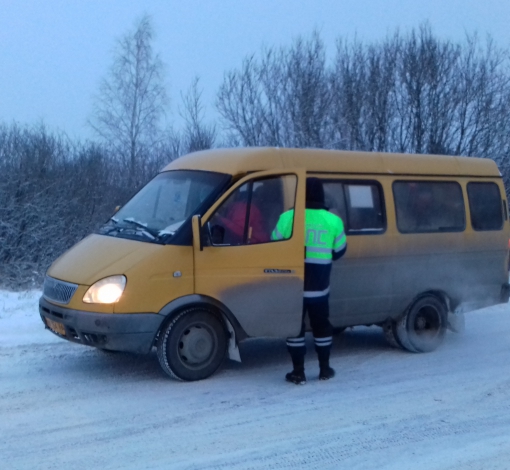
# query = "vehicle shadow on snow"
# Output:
<box><xmin>223</xmin><ymin>326</ymin><xmax>392</xmax><ymax>373</ymax></box>
<box><xmin>50</xmin><ymin>326</ymin><xmax>396</xmax><ymax>381</ymax></box>
<box><xmin>82</xmin><ymin>348</ymin><xmax>163</xmax><ymax>379</ymax></box>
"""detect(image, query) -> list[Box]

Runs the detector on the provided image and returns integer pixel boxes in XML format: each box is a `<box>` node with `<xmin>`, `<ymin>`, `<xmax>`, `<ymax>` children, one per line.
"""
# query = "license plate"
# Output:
<box><xmin>46</xmin><ymin>318</ymin><xmax>66</xmax><ymax>336</ymax></box>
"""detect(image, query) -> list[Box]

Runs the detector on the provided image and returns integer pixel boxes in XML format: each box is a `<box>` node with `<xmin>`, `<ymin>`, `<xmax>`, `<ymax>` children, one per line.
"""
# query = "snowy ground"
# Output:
<box><xmin>1</xmin><ymin>291</ymin><xmax>510</xmax><ymax>470</ymax></box>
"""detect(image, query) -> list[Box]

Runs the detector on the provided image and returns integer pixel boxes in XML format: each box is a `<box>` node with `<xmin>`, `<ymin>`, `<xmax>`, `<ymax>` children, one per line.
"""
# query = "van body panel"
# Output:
<box><xmin>330</xmin><ymin>257</ymin><xmax>396</xmax><ymax>326</ymax></box>
<box><xmin>164</xmin><ymin>147</ymin><xmax>501</xmax><ymax>178</ymax></box>
<box><xmin>114</xmin><ymin>245</ymin><xmax>194</xmax><ymax>314</ymax></box>
<box><xmin>193</xmin><ymin>246</ymin><xmax>304</xmax><ymax>337</ymax></box>
<box><xmin>385</xmin><ymin>176</ymin><xmax>509</xmax><ymax>318</ymax></box>
<box><xmin>48</xmin><ymin>234</ymin><xmax>162</xmax><ymax>286</ymax></box>
<box><xmin>157</xmin><ymin>293</ymin><xmax>248</xmax><ymax>339</ymax></box>
<box><xmin>47</xmin><ymin>235</ymin><xmax>194</xmax><ymax>314</ymax></box>
<box><xmin>193</xmin><ymin>169</ymin><xmax>306</xmax><ymax>338</ymax></box>
<box><xmin>313</xmin><ymin>174</ymin><xmax>394</xmax><ymax>326</ymax></box>
<box><xmin>329</xmin><ymin>229</ymin><xmax>397</xmax><ymax>326</ymax></box>
<box><xmin>39</xmin><ymin>147</ymin><xmax>510</xmax><ymax>365</ymax></box>
<box><xmin>166</xmin><ymin>147</ymin><xmax>286</xmax><ymax>175</ymax></box>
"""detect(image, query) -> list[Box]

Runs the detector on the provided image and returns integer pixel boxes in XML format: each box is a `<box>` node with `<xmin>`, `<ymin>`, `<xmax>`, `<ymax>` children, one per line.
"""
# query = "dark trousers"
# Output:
<box><xmin>286</xmin><ymin>298</ymin><xmax>333</xmax><ymax>372</ymax></box>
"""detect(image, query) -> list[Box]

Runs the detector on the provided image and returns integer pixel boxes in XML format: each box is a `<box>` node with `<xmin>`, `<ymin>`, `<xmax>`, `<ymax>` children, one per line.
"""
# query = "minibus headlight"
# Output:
<box><xmin>83</xmin><ymin>275</ymin><xmax>126</xmax><ymax>304</ymax></box>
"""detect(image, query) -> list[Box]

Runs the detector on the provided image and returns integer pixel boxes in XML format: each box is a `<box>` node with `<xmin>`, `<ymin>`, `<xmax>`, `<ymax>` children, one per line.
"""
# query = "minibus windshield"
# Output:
<box><xmin>99</xmin><ymin>170</ymin><xmax>229</xmax><ymax>243</ymax></box>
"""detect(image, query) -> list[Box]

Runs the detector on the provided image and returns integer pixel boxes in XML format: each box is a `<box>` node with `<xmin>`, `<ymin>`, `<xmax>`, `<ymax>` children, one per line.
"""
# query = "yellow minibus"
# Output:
<box><xmin>39</xmin><ymin>148</ymin><xmax>510</xmax><ymax>380</ymax></box>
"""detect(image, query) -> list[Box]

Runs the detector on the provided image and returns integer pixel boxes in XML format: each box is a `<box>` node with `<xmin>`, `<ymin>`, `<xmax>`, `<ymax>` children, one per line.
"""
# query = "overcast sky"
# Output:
<box><xmin>1</xmin><ymin>0</ymin><xmax>509</xmax><ymax>140</ymax></box>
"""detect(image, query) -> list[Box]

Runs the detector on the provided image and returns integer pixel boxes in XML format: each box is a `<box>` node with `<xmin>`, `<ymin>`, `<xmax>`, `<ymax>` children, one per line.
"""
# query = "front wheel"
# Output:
<box><xmin>157</xmin><ymin>308</ymin><xmax>228</xmax><ymax>381</ymax></box>
<box><xmin>395</xmin><ymin>295</ymin><xmax>447</xmax><ymax>353</ymax></box>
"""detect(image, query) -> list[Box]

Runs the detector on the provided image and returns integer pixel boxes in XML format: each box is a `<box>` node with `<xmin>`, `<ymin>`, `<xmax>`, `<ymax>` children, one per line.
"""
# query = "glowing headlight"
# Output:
<box><xmin>83</xmin><ymin>275</ymin><xmax>126</xmax><ymax>304</ymax></box>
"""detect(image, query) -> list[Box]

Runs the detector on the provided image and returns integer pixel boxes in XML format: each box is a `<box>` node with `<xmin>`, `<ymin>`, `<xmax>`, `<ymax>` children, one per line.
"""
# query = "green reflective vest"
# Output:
<box><xmin>272</xmin><ymin>209</ymin><xmax>346</xmax><ymax>263</ymax></box>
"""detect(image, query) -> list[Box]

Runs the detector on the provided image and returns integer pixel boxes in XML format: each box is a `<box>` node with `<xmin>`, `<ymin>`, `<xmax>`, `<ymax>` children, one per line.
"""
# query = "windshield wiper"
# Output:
<box><xmin>100</xmin><ymin>217</ymin><xmax>120</xmax><ymax>235</ymax></box>
<box><xmin>122</xmin><ymin>218</ymin><xmax>159</xmax><ymax>239</ymax></box>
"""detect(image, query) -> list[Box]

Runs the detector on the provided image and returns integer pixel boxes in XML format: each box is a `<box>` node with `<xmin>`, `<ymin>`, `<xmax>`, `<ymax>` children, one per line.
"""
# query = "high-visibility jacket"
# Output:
<box><xmin>272</xmin><ymin>208</ymin><xmax>347</xmax><ymax>300</ymax></box>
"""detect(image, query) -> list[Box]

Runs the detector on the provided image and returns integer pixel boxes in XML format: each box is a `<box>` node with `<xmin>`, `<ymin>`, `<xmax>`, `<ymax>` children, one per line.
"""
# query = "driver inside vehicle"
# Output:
<box><xmin>209</xmin><ymin>187</ymin><xmax>267</xmax><ymax>245</ymax></box>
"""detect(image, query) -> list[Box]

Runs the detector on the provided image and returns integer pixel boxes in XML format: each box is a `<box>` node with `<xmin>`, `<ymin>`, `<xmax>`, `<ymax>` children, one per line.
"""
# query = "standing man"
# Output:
<box><xmin>272</xmin><ymin>178</ymin><xmax>347</xmax><ymax>384</ymax></box>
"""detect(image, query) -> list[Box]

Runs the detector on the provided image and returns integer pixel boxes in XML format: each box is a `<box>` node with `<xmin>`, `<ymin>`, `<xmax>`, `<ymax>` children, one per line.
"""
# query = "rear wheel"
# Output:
<box><xmin>157</xmin><ymin>308</ymin><xmax>228</xmax><ymax>381</ymax></box>
<box><xmin>395</xmin><ymin>296</ymin><xmax>447</xmax><ymax>353</ymax></box>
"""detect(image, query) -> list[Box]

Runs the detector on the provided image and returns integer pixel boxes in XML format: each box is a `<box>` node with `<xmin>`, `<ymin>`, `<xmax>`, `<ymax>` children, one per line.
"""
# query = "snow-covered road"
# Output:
<box><xmin>1</xmin><ymin>291</ymin><xmax>510</xmax><ymax>469</ymax></box>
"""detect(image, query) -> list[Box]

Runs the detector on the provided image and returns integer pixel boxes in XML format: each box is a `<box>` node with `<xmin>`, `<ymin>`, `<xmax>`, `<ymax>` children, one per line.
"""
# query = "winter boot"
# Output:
<box><xmin>285</xmin><ymin>370</ymin><xmax>307</xmax><ymax>385</ymax></box>
<box><xmin>286</xmin><ymin>341</ymin><xmax>306</xmax><ymax>384</ymax></box>
<box><xmin>319</xmin><ymin>366</ymin><xmax>335</xmax><ymax>380</ymax></box>
<box><xmin>316</xmin><ymin>342</ymin><xmax>335</xmax><ymax>380</ymax></box>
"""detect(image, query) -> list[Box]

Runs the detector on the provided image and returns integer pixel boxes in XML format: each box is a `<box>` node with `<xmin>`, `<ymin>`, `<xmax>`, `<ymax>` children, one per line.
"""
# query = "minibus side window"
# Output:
<box><xmin>393</xmin><ymin>181</ymin><xmax>465</xmax><ymax>233</ymax></box>
<box><xmin>207</xmin><ymin>175</ymin><xmax>297</xmax><ymax>246</ymax></box>
<box><xmin>323</xmin><ymin>181</ymin><xmax>385</xmax><ymax>234</ymax></box>
<box><xmin>467</xmin><ymin>182</ymin><xmax>503</xmax><ymax>231</ymax></box>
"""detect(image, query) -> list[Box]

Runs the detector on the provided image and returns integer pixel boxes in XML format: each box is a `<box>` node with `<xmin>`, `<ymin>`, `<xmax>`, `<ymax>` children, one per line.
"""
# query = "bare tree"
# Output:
<box><xmin>180</xmin><ymin>77</ymin><xmax>216</xmax><ymax>153</ymax></box>
<box><xmin>217</xmin><ymin>55</ymin><xmax>267</xmax><ymax>146</ymax></box>
<box><xmin>281</xmin><ymin>33</ymin><xmax>332</xmax><ymax>148</ymax></box>
<box><xmin>218</xmin><ymin>25</ymin><xmax>510</xmax><ymax>170</ymax></box>
<box><xmin>217</xmin><ymin>33</ymin><xmax>331</xmax><ymax>148</ymax></box>
<box><xmin>89</xmin><ymin>15</ymin><xmax>168</xmax><ymax>186</ymax></box>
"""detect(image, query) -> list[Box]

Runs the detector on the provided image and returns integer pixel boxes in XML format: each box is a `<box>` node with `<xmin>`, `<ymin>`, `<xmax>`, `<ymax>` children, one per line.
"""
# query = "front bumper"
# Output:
<box><xmin>39</xmin><ymin>297</ymin><xmax>164</xmax><ymax>354</ymax></box>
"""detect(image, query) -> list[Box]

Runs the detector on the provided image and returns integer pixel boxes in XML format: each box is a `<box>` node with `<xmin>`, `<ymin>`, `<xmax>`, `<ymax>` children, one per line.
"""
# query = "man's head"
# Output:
<box><xmin>306</xmin><ymin>177</ymin><xmax>325</xmax><ymax>209</ymax></box>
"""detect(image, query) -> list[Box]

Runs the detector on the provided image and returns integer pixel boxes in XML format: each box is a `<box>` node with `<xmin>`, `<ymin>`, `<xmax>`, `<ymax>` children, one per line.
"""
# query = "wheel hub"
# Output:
<box><xmin>414</xmin><ymin>307</ymin><xmax>440</xmax><ymax>336</ymax></box>
<box><xmin>416</xmin><ymin>316</ymin><xmax>427</xmax><ymax>330</ymax></box>
<box><xmin>179</xmin><ymin>325</ymin><xmax>214</xmax><ymax>364</ymax></box>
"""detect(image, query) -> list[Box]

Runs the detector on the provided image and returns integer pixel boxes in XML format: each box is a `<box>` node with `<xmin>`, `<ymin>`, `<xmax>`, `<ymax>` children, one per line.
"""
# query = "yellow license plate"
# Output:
<box><xmin>46</xmin><ymin>318</ymin><xmax>66</xmax><ymax>336</ymax></box>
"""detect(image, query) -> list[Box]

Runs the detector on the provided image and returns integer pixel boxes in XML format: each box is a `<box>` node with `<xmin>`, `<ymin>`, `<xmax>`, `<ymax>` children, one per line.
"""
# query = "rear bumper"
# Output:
<box><xmin>39</xmin><ymin>297</ymin><xmax>164</xmax><ymax>354</ymax></box>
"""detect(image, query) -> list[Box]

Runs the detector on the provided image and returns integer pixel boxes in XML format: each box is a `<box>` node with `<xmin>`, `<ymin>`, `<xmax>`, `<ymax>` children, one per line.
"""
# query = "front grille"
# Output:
<box><xmin>43</xmin><ymin>276</ymin><xmax>78</xmax><ymax>305</ymax></box>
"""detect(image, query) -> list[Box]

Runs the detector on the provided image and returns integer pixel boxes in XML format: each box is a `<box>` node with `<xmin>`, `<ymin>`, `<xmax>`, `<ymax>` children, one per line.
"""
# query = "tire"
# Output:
<box><xmin>157</xmin><ymin>308</ymin><xmax>228</xmax><ymax>381</ymax></box>
<box><xmin>395</xmin><ymin>295</ymin><xmax>447</xmax><ymax>353</ymax></box>
<box><xmin>382</xmin><ymin>320</ymin><xmax>402</xmax><ymax>349</ymax></box>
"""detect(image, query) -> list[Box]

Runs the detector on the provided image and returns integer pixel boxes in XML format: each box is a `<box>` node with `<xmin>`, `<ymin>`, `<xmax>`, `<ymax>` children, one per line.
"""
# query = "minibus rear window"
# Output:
<box><xmin>393</xmin><ymin>181</ymin><xmax>465</xmax><ymax>233</ymax></box>
<box><xmin>467</xmin><ymin>182</ymin><xmax>503</xmax><ymax>231</ymax></box>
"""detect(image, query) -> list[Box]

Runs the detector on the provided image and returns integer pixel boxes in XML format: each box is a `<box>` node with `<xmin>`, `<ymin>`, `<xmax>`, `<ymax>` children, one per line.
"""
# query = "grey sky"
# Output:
<box><xmin>1</xmin><ymin>0</ymin><xmax>509</xmax><ymax>140</ymax></box>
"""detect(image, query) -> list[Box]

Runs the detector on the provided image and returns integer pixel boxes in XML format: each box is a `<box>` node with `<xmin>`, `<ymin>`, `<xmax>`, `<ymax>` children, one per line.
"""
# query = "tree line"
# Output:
<box><xmin>217</xmin><ymin>26</ymin><xmax>510</xmax><ymax>166</ymax></box>
<box><xmin>1</xmin><ymin>19</ymin><xmax>510</xmax><ymax>288</ymax></box>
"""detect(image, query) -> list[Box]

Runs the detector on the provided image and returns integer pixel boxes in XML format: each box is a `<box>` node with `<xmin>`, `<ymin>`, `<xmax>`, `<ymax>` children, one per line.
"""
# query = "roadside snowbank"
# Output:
<box><xmin>0</xmin><ymin>290</ymin><xmax>59</xmax><ymax>347</ymax></box>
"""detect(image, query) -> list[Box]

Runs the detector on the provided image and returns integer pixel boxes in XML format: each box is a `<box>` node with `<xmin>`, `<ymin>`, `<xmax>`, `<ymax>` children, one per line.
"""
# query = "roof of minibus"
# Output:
<box><xmin>162</xmin><ymin>147</ymin><xmax>501</xmax><ymax>178</ymax></box>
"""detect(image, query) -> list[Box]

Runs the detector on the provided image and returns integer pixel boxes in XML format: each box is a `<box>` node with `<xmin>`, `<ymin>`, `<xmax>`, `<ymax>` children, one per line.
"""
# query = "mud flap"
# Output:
<box><xmin>226</xmin><ymin>320</ymin><xmax>241</xmax><ymax>362</ymax></box>
<box><xmin>447</xmin><ymin>309</ymin><xmax>465</xmax><ymax>333</ymax></box>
